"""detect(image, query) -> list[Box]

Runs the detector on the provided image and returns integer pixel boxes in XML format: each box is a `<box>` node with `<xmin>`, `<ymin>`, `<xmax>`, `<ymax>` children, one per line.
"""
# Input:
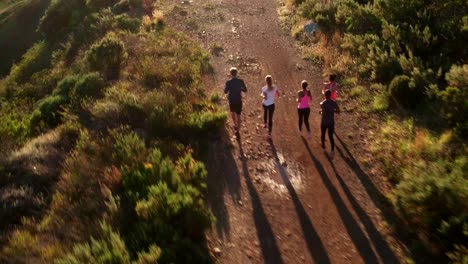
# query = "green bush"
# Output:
<box><xmin>73</xmin><ymin>72</ymin><xmax>106</xmax><ymax>99</ymax></box>
<box><xmin>388</xmin><ymin>75</ymin><xmax>420</xmax><ymax>108</ymax></box>
<box><xmin>91</xmin><ymin>82</ymin><xmax>145</xmax><ymax>126</ymax></box>
<box><xmin>86</xmin><ymin>0</ymin><xmax>119</xmax><ymax>11</ymax></box>
<box><xmin>187</xmin><ymin>110</ymin><xmax>227</xmax><ymax>134</ymax></box>
<box><xmin>111</xmin><ymin>130</ymin><xmax>146</xmax><ymax>166</ymax></box>
<box><xmin>112</xmin><ymin>0</ymin><xmax>131</xmax><ymax>14</ymax></box>
<box><xmin>336</xmin><ymin>0</ymin><xmax>382</xmax><ymax>35</ymax></box>
<box><xmin>8</xmin><ymin>41</ymin><xmax>51</xmax><ymax>84</ymax></box>
<box><xmin>30</xmin><ymin>94</ymin><xmax>68</xmax><ymax>130</ymax></box>
<box><xmin>56</xmin><ymin>223</ymin><xmax>131</xmax><ymax>264</ymax></box>
<box><xmin>299</xmin><ymin>0</ymin><xmax>338</xmax><ymax>37</ymax></box>
<box><xmin>392</xmin><ymin>157</ymin><xmax>468</xmax><ymax>253</ymax></box>
<box><xmin>86</xmin><ymin>33</ymin><xmax>128</xmax><ymax>80</ymax></box>
<box><xmin>115</xmin><ymin>14</ymin><xmax>141</xmax><ymax>33</ymax></box>
<box><xmin>38</xmin><ymin>0</ymin><xmax>85</xmax><ymax>40</ymax></box>
<box><xmin>53</xmin><ymin>75</ymin><xmax>79</xmax><ymax>98</ymax></box>
<box><xmin>121</xmin><ymin>150</ymin><xmax>213</xmax><ymax>262</ymax></box>
<box><xmin>438</xmin><ymin>64</ymin><xmax>468</xmax><ymax>135</ymax></box>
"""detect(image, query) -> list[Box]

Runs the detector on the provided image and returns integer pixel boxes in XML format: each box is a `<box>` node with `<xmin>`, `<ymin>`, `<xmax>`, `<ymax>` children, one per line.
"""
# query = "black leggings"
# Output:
<box><xmin>263</xmin><ymin>104</ymin><xmax>275</xmax><ymax>133</ymax></box>
<box><xmin>298</xmin><ymin>108</ymin><xmax>310</xmax><ymax>132</ymax></box>
<box><xmin>321</xmin><ymin>123</ymin><xmax>335</xmax><ymax>151</ymax></box>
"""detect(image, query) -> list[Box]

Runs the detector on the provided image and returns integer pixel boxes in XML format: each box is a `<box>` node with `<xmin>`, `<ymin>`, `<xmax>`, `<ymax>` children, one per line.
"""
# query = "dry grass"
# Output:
<box><xmin>10</xmin><ymin>128</ymin><xmax>61</xmax><ymax>162</ymax></box>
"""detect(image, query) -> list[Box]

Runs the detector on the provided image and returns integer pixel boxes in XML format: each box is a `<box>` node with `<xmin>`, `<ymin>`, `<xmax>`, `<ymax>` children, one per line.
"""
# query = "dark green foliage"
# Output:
<box><xmin>8</xmin><ymin>41</ymin><xmax>52</xmax><ymax>84</ymax></box>
<box><xmin>38</xmin><ymin>0</ymin><xmax>85</xmax><ymax>40</ymax></box>
<box><xmin>121</xmin><ymin>149</ymin><xmax>213</xmax><ymax>263</ymax></box>
<box><xmin>86</xmin><ymin>0</ymin><xmax>119</xmax><ymax>11</ymax></box>
<box><xmin>53</xmin><ymin>75</ymin><xmax>79</xmax><ymax>98</ymax></box>
<box><xmin>437</xmin><ymin>65</ymin><xmax>468</xmax><ymax>135</ymax></box>
<box><xmin>393</xmin><ymin>157</ymin><xmax>468</xmax><ymax>253</ymax></box>
<box><xmin>299</xmin><ymin>0</ymin><xmax>338</xmax><ymax>37</ymax></box>
<box><xmin>73</xmin><ymin>72</ymin><xmax>106</xmax><ymax>99</ymax></box>
<box><xmin>388</xmin><ymin>75</ymin><xmax>410</xmax><ymax>107</ymax></box>
<box><xmin>56</xmin><ymin>223</ymin><xmax>132</xmax><ymax>264</ymax></box>
<box><xmin>30</xmin><ymin>94</ymin><xmax>68</xmax><ymax>130</ymax></box>
<box><xmin>112</xmin><ymin>0</ymin><xmax>131</xmax><ymax>14</ymax></box>
<box><xmin>336</xmin><ymin>0</ymin><xmax>382</xmax><ymax>35</ymax></box>
<box><xmin>115</xmin><ymin>14</ymin><xmax>141</xmax><ymax>33</ymax></box>
<box><xmin>86</xmin><ymin>33</ymin><xmax>128</xmax><ymax>80</ymax></box>
<box><xmin>111</xmin><ymin>130</ymin><xmax>146</xmax><ymax>166</ymax></box>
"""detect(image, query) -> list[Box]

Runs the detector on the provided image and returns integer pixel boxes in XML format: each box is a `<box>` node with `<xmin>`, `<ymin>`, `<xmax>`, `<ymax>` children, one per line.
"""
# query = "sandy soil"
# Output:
<box><xmin>164</xmin><ymin>0</ymin><xmax>410</xmax><ymax>263</ymax></box>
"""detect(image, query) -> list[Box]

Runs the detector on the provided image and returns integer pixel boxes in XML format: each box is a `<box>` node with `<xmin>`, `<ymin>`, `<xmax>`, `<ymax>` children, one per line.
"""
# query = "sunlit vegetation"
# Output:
<box><xmin>291</xmin><ymin>0</ymin><xmax>467</xmax><ymax>261</ymax></box>
<box><xmin>0</xmin><ymin>0</ymin><xmax>225</xmax><ymax>262</ymax></box>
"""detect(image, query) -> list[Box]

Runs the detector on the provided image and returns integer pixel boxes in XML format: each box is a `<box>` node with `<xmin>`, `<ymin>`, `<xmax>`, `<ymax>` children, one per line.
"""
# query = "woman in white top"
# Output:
<box><xmin>261</xmin><ymin>75</ymin><xmax>280</xmax><ymax>136</ymax></box>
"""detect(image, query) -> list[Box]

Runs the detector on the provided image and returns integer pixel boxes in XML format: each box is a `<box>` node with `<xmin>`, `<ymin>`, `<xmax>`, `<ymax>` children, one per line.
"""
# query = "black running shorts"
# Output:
<box><xmin>229</xmin><ymin>101</ymin><xmax>242</xmax><ymax>114</ymax></box>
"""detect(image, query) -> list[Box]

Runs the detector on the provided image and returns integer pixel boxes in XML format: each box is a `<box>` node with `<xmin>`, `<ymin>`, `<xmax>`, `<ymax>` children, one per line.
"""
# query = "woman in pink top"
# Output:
<box><xmin>322</xmin><ymin>74</ymin><xmax>338</xmax><ymax>101</ymax></box>
<box><xmin>297</xmin><ymin>80</ymin><xmax>311</xmax><ymax>138</ymax></box>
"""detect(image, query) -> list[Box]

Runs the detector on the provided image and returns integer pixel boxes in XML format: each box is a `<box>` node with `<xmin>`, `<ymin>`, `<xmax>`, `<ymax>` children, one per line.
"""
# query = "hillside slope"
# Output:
<box><xmin>0</xmin><ymin>0</ymin><xmax>50</xmax><ymax>76</ymax></box>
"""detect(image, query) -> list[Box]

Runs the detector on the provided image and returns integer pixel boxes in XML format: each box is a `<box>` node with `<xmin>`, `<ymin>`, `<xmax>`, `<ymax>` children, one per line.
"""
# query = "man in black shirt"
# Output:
<box><xmin>320</xmin><ymin>89</ymin><xmax>340</xmax><ymax>157</ymax></box>
<box><xmin>224</xmin><ymin>67</ymin><xmax>247</xmax><ymax>134</ymax></box>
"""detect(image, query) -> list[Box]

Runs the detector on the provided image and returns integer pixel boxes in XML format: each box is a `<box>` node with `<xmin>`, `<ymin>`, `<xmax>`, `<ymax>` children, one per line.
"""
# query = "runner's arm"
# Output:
<box><xmin>224</xmin><ymin>82</ymin><xmax>229</xmax><ymax>94</ymax></box>
<box><xmin>241</xmin><ymin>80</ymin><xmax>247</xmax><ymax>92</ymax></box>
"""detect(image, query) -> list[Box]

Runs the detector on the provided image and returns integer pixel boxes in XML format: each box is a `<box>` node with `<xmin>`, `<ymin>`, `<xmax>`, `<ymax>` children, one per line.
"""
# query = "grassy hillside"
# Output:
<box><xmin>0</xmin><ymin>0</ymin><xmax>225</xmax><ymax>262</ymax></box>
<box><xmin>287</xmin><ymin>0</ymin><xmax>467</xmax><ymax>262</ymax></box>
<box><xmin>0</xmin><ymin>0</ymin><xmax>50</xmax><ymax>77</ymax></box>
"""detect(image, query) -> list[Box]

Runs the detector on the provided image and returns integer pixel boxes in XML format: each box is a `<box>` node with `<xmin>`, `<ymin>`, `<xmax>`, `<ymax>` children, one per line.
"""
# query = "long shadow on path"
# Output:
<box><xmin>301</xmin><ymin>137</ymin><xmax>381</xmax><ymax>263</ymax></box>
<box><xmin>334</xmin><ymin>134</ymin><xmax>399</xmax><ymax>224</ymax></box>
<box><xmin>205</xmin><ymin>130</ymin><xmax>242</xmax><ymax>239</ymax></box>
<box><xmin>237</xmin><ymin>137</ymin><xmax>284</xmax><ymax>264</ymax></box>
<box><xmin>268</xmin><ymin>139</ymin><xmax>331</xmax><ymax>264</ymax></box>
<box><xmin>326</xmin><ymin>149</ymin><xmax>399</xmax><ymax>263</ymax></box>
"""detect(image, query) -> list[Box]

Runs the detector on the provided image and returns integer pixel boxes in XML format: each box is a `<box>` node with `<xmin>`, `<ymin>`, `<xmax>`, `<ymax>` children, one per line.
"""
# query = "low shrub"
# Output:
<box><xmin>437</xmin><ymin>64</ymin><xmax>468</xmax><ymax>136</ymax></box>
<box><xmin>91</xmin><ymin>82</ymin><xmax>145</xmax><ymax>127</ymax></box>
<box><xmin>110</xmin><ymin>129</ymin><xmax>146</xmax><ymax>166</ymax></box>
<box><xmin>121</xmin><ymin>150</ymin><xmax>213</xmax><ymax>262</ymax></box>
<box><xmin>30</xmin><ymin>94</ymin><xmax>68</xmax><ymax>130</ymax></box>
<box><xmin>392</xmin><ymin>157</ymin><xmax>468</xmax><ymax>253</ymax></box>
<box><xmin>53</xmin><ymin>75</ymin><xmax>79</xmax><ymax>98</ymax></box>
<box><xmin>86</xmin><ymin>33</ymin><xmax>128</xmax><ymax>80</ymax></box>
<box><xmin>388</xmin><ymin>75</ymin><xmax>416</xmax><ymax>108</ymax></box>
<box><xmin>86</xmin><ymin>0</ymin><xmax>119</xmax><ymax>11</ymax></box>
<box><xmin>187</xmin><ymin>110</ymin><xmax>227</xmax><ymax>134</ymax></box>
<box><xmin>38</xmin><ymin>0</ymin><xmax>85</xmax><ymax>40</ymax></box>
<box><xmin>8</xmin><ymin>41</ymin><xmax>51</xmax><ymax>84</ymax></box>
<box><xmin>73</xmin><ymin>72</ymin><xmax>106</xmax><ymax>100</ymax></box>
<box><xmin>116</xmin><ymin>14</ymin><xmax>141</xmax><ymax>33</ymax></box>
<box><xmin>56</xmin><ymin>223</ymin><xmax>131</xmax><ymax>264</ymax></box>
<box><xmin>1</xmin><ymin>230</ymin><xmax>41</xmax><ymax>261</ymax></box>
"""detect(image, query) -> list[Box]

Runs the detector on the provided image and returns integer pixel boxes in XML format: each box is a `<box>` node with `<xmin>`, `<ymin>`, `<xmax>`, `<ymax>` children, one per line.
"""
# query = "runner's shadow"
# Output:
<box><xmin>205</xmin><ymin>129</ymin><xmax>241</xmax><ymax>239</ymax></box>
<box><xmin>326</xmin><ymin>150</ymin><xmax>399</xmax><ymax>263</ymax></box>
<box><xmin>237</xmin><ymin>137</ymin><xmax>284</xmax><ymax>264</ymax></box>
<box><xmin>267</xmin><ymin>139</ymin><xmax>330</xmax><ymax>264</ymax></box>
<box><xmin>300</xmin><ymin>137</ymin><xmax>380</xmax><ymax>263</ymax></box>
<box><xmin>334</xmin><ymin>134</ymin><xmax>402</xmax><ymax>229</ymax></box>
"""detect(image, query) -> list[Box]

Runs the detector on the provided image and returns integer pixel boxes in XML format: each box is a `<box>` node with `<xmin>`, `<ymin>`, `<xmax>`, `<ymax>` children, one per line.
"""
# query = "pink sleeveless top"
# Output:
<box><xmin>326</xmin><ymin>82</ymin><xmax>337</xmax><ymax>100</ymax></box>
<box><xmin>298</xmin><ymin>91</ymin><xmax>311</xmax><ymax>109</ymax></box>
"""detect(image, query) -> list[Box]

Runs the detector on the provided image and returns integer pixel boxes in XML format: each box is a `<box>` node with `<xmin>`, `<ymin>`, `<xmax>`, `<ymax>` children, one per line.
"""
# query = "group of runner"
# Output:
<box><xmin>224</xmin><ymin>67</ymin><xmax>340</xmax><ymax>155</ymax></box>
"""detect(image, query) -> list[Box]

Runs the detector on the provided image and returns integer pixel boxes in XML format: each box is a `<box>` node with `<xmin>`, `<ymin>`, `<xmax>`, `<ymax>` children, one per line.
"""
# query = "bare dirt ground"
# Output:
<box><xmin>165</xmin><ymin>0</ymin><xmax>410</xmax><ymax>263</ymax></box>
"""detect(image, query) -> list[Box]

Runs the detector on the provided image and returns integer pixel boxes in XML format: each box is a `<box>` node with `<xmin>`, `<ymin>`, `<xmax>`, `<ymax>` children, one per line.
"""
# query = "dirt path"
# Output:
<box><xmin>165</xmin><ymin>0</ymin><xmax>409</xmax><ymax>263</ymax></box>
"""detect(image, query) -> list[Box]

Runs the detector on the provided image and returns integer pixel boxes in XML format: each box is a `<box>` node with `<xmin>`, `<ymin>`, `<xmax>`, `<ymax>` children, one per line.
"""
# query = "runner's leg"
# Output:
<box><xmin>268</xmin><ymin>104</ymin><xmax>275</xmax><ymax>133</ymax></box>
<box><xmin>320</xmin><ymin>124</ymin><xmax>326</xmax><ymax>149</ymax></box>
<box><xmin>304</xmin><ymin>108</ymin><xmax>310</xmax><ymax>132</ymax></box>
<box><xmin>328</xmin><ymin>124</ymin><xmax>335</xmax><ymax>151</ymax></box>
<box><xmin>298</xmin><ymin>109</ymin><xmax>303</xmax><ymax>131</ymax></box>
<box><xmin>263</xmin><ymin>104</ymin><xmax>267</xmax><ymax>127</ymax></box>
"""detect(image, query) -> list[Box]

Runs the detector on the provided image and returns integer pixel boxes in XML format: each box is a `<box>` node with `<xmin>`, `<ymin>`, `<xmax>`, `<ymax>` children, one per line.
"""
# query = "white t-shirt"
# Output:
<box><xmin>262</xmin><ymin>85</ymin><xmax>278</xmax><ymax>106</ymax></box>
